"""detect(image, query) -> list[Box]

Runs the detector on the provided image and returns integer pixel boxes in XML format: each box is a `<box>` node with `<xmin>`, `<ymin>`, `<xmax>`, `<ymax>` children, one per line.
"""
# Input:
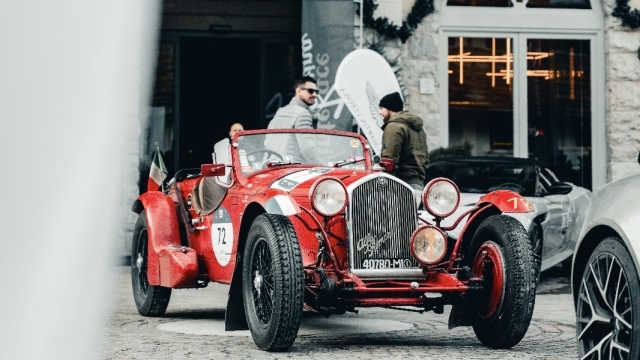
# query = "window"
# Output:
<box><xmin>440</xmin><ymin>0</ymin><xmax>604</xmax><ymax>189</ymax></box>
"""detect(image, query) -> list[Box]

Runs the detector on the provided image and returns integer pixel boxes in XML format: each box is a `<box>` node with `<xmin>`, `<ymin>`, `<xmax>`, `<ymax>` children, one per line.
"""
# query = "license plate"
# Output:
<box><xmin>361</xmin><ymin>258</ymin><xmax>413</xmax><ymax>269</ymax></box>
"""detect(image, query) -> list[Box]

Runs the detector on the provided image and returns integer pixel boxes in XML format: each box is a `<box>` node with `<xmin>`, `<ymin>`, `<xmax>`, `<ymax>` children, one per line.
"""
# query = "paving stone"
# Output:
<box><xmin>99</xmin><ymin>266</ymin><xmax>577</xmax><ymax>359</ymax></box>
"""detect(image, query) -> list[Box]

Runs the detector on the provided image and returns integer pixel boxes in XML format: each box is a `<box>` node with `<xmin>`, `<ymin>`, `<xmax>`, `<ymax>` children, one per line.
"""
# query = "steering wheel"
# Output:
<box><xmin>489</xmin><ymin>182</ymin><xmax>526</xmax><ymax>194</ymax></box>
<box><xmin>244</xmin><ymin>149</ymin><xmax>285</xmax><ymax>164</ymax></box>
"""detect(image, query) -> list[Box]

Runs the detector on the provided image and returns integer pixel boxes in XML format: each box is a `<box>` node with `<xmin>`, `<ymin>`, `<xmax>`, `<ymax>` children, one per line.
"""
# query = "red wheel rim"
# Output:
<box><xmin>472</xmin><ymin>241</ymin><xmax>506</xmax><ymax>319</ymax></box>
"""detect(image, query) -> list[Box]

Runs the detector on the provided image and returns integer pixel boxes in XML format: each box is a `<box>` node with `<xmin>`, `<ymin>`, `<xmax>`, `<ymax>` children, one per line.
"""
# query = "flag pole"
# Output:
<box><xmin>156</xmin><ymin>142</ymin><xmax>164</xmax><ymax>193</ymax></box>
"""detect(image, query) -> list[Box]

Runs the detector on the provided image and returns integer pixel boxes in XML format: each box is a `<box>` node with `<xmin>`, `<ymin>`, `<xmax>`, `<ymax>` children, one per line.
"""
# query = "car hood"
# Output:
<box><xmin>247</xmin><ymin>166</ymin><xmax>397</xmax><ymax>204</ymax></box>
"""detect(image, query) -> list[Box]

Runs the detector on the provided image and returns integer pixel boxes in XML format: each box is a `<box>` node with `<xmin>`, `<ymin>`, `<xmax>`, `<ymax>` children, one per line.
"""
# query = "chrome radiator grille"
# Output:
<box><xmin>349</xmin><ymin>175</ymin><xmax>419</xmax><ymax>271</ymax></box>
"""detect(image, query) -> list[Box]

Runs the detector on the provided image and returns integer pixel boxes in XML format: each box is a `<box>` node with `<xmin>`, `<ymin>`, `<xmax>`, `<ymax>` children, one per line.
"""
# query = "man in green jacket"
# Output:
<box><xmin>378</xmin><ymin>92</ymin><xmax>429</xmax><ymax>207</ymax></box>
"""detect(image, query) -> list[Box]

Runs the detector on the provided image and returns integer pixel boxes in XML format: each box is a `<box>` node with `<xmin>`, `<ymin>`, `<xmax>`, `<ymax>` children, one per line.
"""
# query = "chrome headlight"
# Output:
<box><xmin>423</xmin><ymin>177</ymin><xmax>460</xmax><ymax>218</ymax></box>
<box><xmin>310</xmin><ymin>178</ymin><xmax>347</xmax><ymax>216</ymax></box>
<box><xmin>410</xmin><ymin>225</ymin><xmax>448</xmax><ymax>265</ymax></box>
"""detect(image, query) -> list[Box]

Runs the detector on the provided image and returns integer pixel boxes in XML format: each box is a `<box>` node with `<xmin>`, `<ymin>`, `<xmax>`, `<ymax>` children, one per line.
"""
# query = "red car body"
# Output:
<box><xmin>131</xmin><ymin>129</ymin><xmax>536</xmax><ymax>351</ymax></box>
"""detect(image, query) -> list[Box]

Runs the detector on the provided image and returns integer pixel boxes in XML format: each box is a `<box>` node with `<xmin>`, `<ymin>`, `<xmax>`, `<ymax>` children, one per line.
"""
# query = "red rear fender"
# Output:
<box><xmin>135</xmin><ymin>192</ymin><xmax>196</xmax><ymax>286</ymax></box>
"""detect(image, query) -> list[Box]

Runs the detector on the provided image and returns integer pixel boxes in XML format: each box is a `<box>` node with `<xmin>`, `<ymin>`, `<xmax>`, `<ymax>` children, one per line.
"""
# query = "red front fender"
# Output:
<box><xmin>447</xmin><ymin>190</ymin><xmax>533</xmax><ymax>269</ymax></box>
<box><xmin>478</xmin><ymin>190</ymin><xmax>534</xmax><ymax>213</ymax></box>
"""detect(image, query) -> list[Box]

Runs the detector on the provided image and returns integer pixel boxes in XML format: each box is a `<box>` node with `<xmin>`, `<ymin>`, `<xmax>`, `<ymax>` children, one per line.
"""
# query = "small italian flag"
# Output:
<box><xmin>147</xmin><ymin>146</ymin><xmax>168</xmax><ymax>192</ymax></box>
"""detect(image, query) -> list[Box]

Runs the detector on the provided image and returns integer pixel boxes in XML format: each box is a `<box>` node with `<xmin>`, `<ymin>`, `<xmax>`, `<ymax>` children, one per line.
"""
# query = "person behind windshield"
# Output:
<box><xmin>228</xmin><ymin>122</ymin><xmax>244</xmax><ymax>140</ymax></box>
<box><xmin>379</xmin><ymin>92</ymin><xmax>429</xmax><ymax>207</ymax></box>
<box><xmin>264</xmin><ymin>76</ymin><xmax>321</xmax><ymax>164</ymax></box>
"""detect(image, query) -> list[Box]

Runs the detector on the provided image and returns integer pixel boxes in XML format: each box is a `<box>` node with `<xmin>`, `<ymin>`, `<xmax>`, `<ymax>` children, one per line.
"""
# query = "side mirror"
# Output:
<box><xmin>379</xmin><ymin>157</ymin><xmax>395</xmax><ymax>172</ymax></box>
<box><xmin>547</xmin><ymin>182</ymin><xmax>572</xmax><ymax>195</ymax></box>
<box><xmin>201</xmin><ymin>163</ymin><xmax>226</xmax><ymax>177</ymax></box>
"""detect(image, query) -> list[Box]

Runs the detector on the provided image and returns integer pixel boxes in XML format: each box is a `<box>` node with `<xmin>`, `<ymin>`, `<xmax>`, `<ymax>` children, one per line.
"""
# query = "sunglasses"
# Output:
<box><xmin>301</xmin><ymin>87</ymin><xmax>319</xmax><ymax>95</ymax></box>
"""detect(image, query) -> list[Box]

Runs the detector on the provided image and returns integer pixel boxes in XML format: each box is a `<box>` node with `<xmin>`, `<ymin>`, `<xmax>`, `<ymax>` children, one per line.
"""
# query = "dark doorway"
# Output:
<box><xmin>180</xmin><ymin>37</ymin><xmax>261</xmax><ymax>169</ymax></box>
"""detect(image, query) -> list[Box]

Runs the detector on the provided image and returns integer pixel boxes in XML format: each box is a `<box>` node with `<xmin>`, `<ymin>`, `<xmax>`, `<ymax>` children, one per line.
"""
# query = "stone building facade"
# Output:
<box><xmin>603</xmin><ymin>0</ymin><xmax>640</xmax><ymax>180</ymax></box>
<box><xmin>363</xmin><ymin>0</ymin><xmax>640</xmax><ymax>183</ymax></box>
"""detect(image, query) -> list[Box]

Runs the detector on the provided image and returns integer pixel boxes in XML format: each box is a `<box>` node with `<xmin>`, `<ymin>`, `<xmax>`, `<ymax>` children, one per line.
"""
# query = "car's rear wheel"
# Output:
<box><xmin>466</xmin><ymin>214</ymin><xmax>536</xmax><ymax>349</ymax></box>
<box><xmin>242</xmin><ymin>214</ymin><xmax>304</xmax><ymax>351</ymax></box>
<box><xmin>131</xmin><ymin>211</ymin><xmax>171</xmax><ymax>316</ymax></box>
<box><xmin>576</xmin><ymin>237</ymin><xmax>640</xmax><ymax>359</ymax></box>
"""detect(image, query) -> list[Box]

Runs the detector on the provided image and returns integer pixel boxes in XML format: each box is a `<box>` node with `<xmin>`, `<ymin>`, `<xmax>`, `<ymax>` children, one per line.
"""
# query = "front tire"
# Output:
<box><xmin>466</xmin><ymin>214</ymin><xmax>536</xmax><ymax>349</ymax></box>
<box><xmin>576</xmin><ymin>237</ymin><xmax>640</xmax><ymax>359</ymax></box>
<box><xmin>131</xmin><ymin>211</ymin><xmax>171</xmax><ymax>316</ymax></box>
<box><xmin>242</xmin><ymin>214</ymin><xmax>304</xmax><ymax>351</ymax></box>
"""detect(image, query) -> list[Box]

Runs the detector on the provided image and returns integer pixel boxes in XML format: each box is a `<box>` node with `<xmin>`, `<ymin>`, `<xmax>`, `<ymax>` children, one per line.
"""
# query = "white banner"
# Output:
<box><xmin>334</xmin><ymin>49</ymin><xmax>403</xmax><ymax>154</ymax></box>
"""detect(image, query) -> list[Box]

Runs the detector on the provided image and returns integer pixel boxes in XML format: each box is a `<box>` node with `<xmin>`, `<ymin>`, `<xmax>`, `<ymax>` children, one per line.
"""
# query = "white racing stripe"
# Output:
<box><xmin>274</xmin><ymin>195</ymin><xmax>297</xmax><ymax>216</ymax></box>
<box><xmin>270</xmin><ymin>168</ymin><xmax>333</xmax><ymax>191</ymax></box>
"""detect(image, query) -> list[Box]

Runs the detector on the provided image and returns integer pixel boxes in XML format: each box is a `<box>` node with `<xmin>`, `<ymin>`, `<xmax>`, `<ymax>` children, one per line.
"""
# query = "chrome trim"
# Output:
<box><xmin>347</xmin><ymin>173</ymin><xmax>419</xmax><ymax>278</ymax></box>
<box><xmin>350</xmin><ymin>268</ymin><xmax>426</xmax><ymax>280</ymax></box>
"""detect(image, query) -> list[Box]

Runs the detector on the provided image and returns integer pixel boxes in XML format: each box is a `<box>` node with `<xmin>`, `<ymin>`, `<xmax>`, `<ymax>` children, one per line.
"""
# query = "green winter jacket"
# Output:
<box><xmin>381</xmin><ymin>111</ymin><xmax>429</xmax><ymax>185</ymax></box>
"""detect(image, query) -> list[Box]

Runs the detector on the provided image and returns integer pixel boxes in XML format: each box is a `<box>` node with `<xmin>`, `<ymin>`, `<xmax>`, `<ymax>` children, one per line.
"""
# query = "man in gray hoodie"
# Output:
<box><xmin>379</xmin><ymin>92</ymin><xmax>429</xmax><ymax>207</ymax></box>
<box><xmin>265</xmin><ymin>76</ymin><xmax>321</xmax><ymax>164</ymax></box>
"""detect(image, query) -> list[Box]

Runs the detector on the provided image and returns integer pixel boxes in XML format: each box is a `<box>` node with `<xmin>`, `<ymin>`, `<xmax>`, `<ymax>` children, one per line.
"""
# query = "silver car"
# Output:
<box><xmin>572</xmin><ymin>171</ymin><xmax>640</xmax><ymax>359</ymax></box>
<box><xmin>424</xmin><ymin>157</ymin><xmax>592</xmax><ymax>280</ymax></box>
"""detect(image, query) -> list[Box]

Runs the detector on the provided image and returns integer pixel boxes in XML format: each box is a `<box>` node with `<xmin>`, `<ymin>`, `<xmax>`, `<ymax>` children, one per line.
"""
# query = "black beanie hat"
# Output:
<box><xmin>378</xmin><ymin>92</ymin><xmax>403</xmax><ymax>112</ymax></box>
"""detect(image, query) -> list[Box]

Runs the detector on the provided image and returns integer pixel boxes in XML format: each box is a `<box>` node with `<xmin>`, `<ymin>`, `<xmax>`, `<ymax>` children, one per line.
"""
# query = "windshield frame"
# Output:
<box><xmin>229</xmin><ymin>128</ymin><xmax>372</xmax><ymax>184</ymax></box>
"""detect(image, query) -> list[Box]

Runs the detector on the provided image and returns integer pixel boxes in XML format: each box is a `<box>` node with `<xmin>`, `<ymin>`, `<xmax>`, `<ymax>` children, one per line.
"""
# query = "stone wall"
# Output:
<box><xmin>356</xmin><ymin>0</ymin><xmax>444</xmax><ymax>154</ymax></box>
<box><xmin>602</xmin><ymin>0</ymin><xmax>640</xmax><ymax>182</ymax></box>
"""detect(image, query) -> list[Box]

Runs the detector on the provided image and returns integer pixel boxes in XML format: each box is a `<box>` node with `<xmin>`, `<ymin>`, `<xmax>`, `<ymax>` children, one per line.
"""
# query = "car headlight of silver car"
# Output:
<box><xmin>309</xmin><ymin>178</ymin><xmax>347</xmax><ymax>216</ymax></box>
<box><xmin>410</xmin><ymin>225</ymin><xmax>448</xmax><ymax>265</ymax></box>
<box><xmin>423</xmin><ymin>177</ymin><xmax>460</xmax><ymax>218</ymax></box>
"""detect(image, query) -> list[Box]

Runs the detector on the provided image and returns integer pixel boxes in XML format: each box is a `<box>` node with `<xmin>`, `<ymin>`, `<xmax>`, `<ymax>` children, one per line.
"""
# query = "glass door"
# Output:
<box><xmin>446</xmin><ymin>34</ymin><xmax>593</xmax><ymax>189</ymax></box>
<box><xmin>448</xmin><ymin>36</ymin><xmax>515</xmax><ymax>156</ymax></box>
<box><xmin>525</xmin><ymin>38</ymin><xmax>591</xmax><ymax>189</ymax></box>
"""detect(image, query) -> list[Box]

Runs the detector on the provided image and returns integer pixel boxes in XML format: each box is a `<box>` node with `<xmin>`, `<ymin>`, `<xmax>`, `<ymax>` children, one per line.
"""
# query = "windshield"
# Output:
<box><xmin>425</xmin><ymin>160</ymin><xmax>537</xmax><ymax>196</ymax></box>
<box><xmin>236</xmin><ymin>132</ymin><xmax>366</xmax><ymax>175</ymax></box>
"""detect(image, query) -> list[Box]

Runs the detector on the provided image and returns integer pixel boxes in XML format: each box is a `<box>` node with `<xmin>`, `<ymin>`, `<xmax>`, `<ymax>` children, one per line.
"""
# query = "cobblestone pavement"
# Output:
<box><xmin>98</xmin><ymin>265</ymin><xmax>577</xmax><ymax>360</ymax></box>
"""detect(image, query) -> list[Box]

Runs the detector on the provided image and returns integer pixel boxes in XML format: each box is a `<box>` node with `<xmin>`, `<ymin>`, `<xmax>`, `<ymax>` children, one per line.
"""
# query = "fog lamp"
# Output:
<box><xmin>410</xmin><ymin>225</ymin><xmax>448</xmax><ymax>265</ymax></box>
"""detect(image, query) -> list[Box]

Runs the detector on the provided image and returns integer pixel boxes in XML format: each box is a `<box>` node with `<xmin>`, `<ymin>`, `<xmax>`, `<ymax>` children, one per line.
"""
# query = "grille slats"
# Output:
<box><xmin>349</xmin><ymin>176</ymin><xmax>418</xmax><ymax>271</ymax></box>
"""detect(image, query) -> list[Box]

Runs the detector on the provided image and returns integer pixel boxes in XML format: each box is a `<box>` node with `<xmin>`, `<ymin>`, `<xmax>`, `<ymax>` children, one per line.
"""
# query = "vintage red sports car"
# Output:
<box><xmin>131</xmin><ymin>128</ymin><xmax>537</xmax><ymax>351</ymax></box>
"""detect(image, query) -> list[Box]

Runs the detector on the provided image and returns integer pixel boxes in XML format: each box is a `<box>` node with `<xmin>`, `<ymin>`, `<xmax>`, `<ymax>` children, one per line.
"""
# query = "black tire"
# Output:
<box><xmin>529</xmin><ymin>222</ymin><xmax>543</xmax><ymax>284</ymax></box>
<box><xmin>576</xmin><ymin>237</ymin><xmax>640</xmax><ymax>359</ymax></box>
<box><xmin>242</xmin><ymin>214</ymin><xmax>304</xmax><ymax>351</ymax></box>
<box><xmin>466</xmin><ymin>214</ymin><xmax>536</xmax><ymax>349</ymax></box>
<box><xmin>131</xmin><ymin>211</ymin><xmax>171</xmax><ymax>316</ymax></box>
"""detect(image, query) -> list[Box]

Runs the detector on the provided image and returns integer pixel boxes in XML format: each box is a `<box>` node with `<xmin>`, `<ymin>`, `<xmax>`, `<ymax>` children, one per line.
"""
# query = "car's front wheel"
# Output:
<box><xmin>242</xmin><ymin>214</ymin><xmax>304</xmax><ymax>351</ymax></box>
<box><xmin>466</xmin><ymin>214</ymin><xmax>536</xmax><ymax>349</ymax></box>
<box><xmin>131</xmin><ymin>211</ymin><xmax>171</xmax><ymax>316</ymax></box>
<box><xmin>576</xmin><ymin>237</ymin><xmax>640</xmax><ymax>359</ymax></box>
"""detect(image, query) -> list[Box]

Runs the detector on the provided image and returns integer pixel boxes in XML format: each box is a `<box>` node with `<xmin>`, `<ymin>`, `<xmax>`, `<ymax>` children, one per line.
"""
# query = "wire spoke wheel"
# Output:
<box><xmin>251</xmin><ymin>238</ymin><xmax>275</xmax><ymax>324</ymax></box>
<box><xmin>242</xmin><ymin>214</ymin><xmax>304</xmax><ymax>351</ymax></box>
<box><xmin>577</xmin><ymin>240</ymin><xmax>635</xmax><ymax>360</ymax></box>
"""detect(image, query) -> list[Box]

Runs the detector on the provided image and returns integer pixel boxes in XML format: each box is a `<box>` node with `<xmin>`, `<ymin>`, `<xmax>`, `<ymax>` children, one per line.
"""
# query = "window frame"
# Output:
<box><xmin>438</xmin><ymin>0</ymin><xmax>606</xmax><ymax>188</ymax></box>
